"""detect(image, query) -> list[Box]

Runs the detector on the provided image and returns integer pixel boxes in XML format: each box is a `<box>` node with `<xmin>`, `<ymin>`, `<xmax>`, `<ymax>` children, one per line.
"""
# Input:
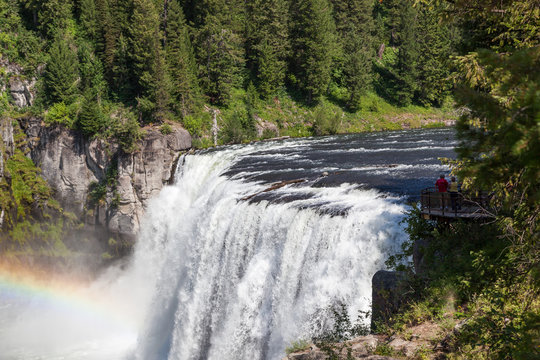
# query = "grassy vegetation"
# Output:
<box><xmin>187</xmin><ymin>89</ymin><xmax>456</xmax><ymax>148</ymax></box>
<box><xmin>285</xmin><ymin>339</ymin><xmax>310</xmax><ymax>355</ymax></box>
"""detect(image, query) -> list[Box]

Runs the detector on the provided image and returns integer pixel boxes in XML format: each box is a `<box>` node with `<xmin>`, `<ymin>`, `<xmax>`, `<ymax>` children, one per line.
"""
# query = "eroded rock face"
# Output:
<box><xmin>371</xmin><ymin>270</ymin><xmax>407</xmax><ymax>330</ymax></box>
<box><xmin>23</xmin><ymin>119</ymin><xmax>191</xmax><ymax>240</ymax></box>
<box><xmin>108</xmin><ymin>126</ymin><xmax>191</xmax><ymax>238</ymax></box>
<box><xmin>9</xmin><ymin>76</ymin><xmax>35</xmax><ymax>108</ymax></box>
<box><xmin>1</xmin><ymin>58</ymin><xmax>36</xmax><ymax>108</ymax></box>
<box><xmin>27</xmin><ymin>120</ymin><xmax>106</xmax><ymax>216</ymax></box>
<box><xmin>0</xmin><ymin>117</ymin><xmax>15</xmax><ymax>228</ymax></box>
<box><xmin>0</xmin><ymin>117</ymin><xmax>15</xmax><ymax>175</ymax></box>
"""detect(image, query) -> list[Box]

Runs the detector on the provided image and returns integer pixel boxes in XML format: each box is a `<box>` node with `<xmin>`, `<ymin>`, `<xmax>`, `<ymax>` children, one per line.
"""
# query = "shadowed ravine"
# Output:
<box><xmin>0</xmin><ymin>128</ymin><xmax>455</xmax><ymax>360</ymax></box>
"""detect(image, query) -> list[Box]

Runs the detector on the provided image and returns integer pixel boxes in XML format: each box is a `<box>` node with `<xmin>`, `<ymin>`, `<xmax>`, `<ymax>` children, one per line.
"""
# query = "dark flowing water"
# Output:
<box><xmin>223</xmin><ymin>127</ymin><xmax>456</xmax><ymax>199</ymax></box>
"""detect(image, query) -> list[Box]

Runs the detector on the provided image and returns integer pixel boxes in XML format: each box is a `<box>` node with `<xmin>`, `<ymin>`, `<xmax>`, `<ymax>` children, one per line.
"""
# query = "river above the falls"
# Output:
<box><xmin>220</xmin><ymin>127</ymin><xmax>456</xmax><ymax>199</ymax></box>
<box><xmin>0</xmin><ymin>128</ymin><xmax>456</xmax><ymax>360</ymax></box>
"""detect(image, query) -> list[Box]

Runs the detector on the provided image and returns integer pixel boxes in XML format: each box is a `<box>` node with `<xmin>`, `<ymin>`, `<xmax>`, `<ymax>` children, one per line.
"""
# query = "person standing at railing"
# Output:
<box><xmin>435</xmin><ymin>174</ymin><xmax>449</xmax><ymax>209</ymax></box>
<box><xmin>449</xmin><ymin>176</ymin><xmax>461</xmax><ymax>211</ymax></box>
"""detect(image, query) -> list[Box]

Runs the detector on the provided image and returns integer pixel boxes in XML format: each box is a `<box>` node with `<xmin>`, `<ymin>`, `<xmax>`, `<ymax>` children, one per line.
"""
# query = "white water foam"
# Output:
<box><xmin>129</xmin><ymin>145</ymin><xmax>408</xmax><ymax>360</ymax></box>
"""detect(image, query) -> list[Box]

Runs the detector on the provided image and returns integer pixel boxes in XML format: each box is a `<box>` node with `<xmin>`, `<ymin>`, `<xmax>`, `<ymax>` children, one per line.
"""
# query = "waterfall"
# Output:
<box><xmin>131</xmin><ymin>142</ymin><xmax>408</xmax><ymax>360</ymax></box>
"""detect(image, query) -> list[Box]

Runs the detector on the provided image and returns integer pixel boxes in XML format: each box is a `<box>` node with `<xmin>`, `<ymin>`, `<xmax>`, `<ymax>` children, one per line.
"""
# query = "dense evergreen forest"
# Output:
<box><xmin>1</xmin><ymin>0</ymin><xmax>458</xmax><ymax>146</ymax></box>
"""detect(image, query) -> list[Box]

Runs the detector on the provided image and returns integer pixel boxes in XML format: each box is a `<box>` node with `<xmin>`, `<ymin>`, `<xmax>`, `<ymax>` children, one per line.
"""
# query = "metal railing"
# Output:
<box><xmin>420</xmin><ymin>187</ymin><xmax>491</xmax><ymax>218</ymax></box>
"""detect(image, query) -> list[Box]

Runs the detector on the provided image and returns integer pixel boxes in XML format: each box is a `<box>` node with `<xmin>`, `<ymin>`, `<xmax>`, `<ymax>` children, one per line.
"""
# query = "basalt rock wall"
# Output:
<box><xmin>1</xmin><ymin>57</ymin><xmax>192</xmax><ymax>244</ymax></box>
<box><xmin>22</xmin><ymin>118</ymin><xmax>191</xmax><ymax>241</ymax></box>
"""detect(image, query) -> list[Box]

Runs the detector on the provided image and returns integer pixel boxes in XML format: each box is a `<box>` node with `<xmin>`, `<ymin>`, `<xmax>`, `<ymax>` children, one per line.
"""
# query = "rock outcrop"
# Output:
<box><xmin>284</xmin><ymin>321</ymin><xmax>445</xmax><ymax>359</ymax></box>
<box><xmin>23</xmin><ymin>118</ymin><xmax>191</xmax><ymax>240</ymax></box>
<box><xmin>255</xmin><ymin>116</ymin><xmax>280</xmax><ymax>138</ymax></box>
<box><xmin>0</xmin><ymin>117</ymin><xmax>15</xmax><ymax>228</ymax></box>
<box><xmin>283</xmin><ymin>335</ymin><xmax>397</xmax><ymax>359</ymax></box>
<box><xmin>371</xmin><ymin>270</ymin><xmax>407</xmax><ymax>330</ymax></box>
<box><xmin>412</xmin><ymin>237</ymin><xmax>431</xmax><ymax>275</ymax></box>
<box><xmin>108</xmin><ymin>126</ymin><xmax>191</xmax><ymax>238</ymax></box>
<box><xmin>1</xmin><ymin>57</ymin><xmax>36</xmax><ymax>108</ymax></box>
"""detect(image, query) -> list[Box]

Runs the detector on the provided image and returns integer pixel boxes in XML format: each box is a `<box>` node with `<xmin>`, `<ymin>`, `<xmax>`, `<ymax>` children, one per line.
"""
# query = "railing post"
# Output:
<box><xmin>428</xmin><ymin>190</ymin><xmax>431</xmax><ymax>214</ymax></box>
<box><xmin>442</xmin><ymin>192</ymin><xmax>445</xmax><ymax>216</ymax></box>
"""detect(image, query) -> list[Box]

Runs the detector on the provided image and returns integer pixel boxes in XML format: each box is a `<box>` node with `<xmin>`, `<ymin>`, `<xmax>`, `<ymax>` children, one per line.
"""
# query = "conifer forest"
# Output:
<box><xmin>1</xmin><ymin>0</ymin><xmax>462</xmax><ymax>146</ymax></box>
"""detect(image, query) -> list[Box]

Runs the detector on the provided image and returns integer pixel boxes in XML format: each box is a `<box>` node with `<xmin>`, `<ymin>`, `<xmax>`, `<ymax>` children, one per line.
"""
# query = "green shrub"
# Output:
<box><xmin>421</xmin><ymin>121</ymin><xmax>446</xmax><ymax>129</ymax></box>
<box><xmin>311</xmin><ymin>104</ymin><xmax>342</xmax><ymax>136</ymax></box>
<box><xmin>183</xmin><ymin>113</ymin><xmax>211</xmax><ymax>137</ymax></box>
<box><xmin>221</xmin><ymin>105</ymin><xmax>255</xmax><ymax>144</ymax></box>
<box><xmin>107</xmin><ymin>107</ymin><xmax>142</xmax><ymax>152</ymax></box>
<box><xmin>160</xmin><ymin>123</ymin><xmax>173</xmax><ymax>135</ymax></box>
<box><xmin>282</xmin><ymin>122</ymin><xmax>312</xmax><ymax>138</ymax></box>
<box><xmin>0</xmin><ymin>126</ymin><xmax>75</xmax><ymax>252</ymax></box>
<box><xmin>285</xmin><ymin>339</ymin><xmax>310</xmax><ymax>354</ymax></box>
<box><xmin>373</xmin><ymin>343</ymin><xmax>395</xmax><ymax>356</ymax></box>
<box><xmin>191</xmin><ymin>137</ymin><xmax>213</xmax><ymax>148</ymax></box>
<box><xmin>45</xmin><ymin>102</ymin><xmax>75</xmax><ymax>128</ymax></box>
<box><xmin>260</xmin><ymin>128</ymin><xmax>278</xmax><ymax>140</ymax></box>
<box><xmin>88</xmin><ymin>181</ymin><xmax>106</xmax><ymax>206</ymax></box>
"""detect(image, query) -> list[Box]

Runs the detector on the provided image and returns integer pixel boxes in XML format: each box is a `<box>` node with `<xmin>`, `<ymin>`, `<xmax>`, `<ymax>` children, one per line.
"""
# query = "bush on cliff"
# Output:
<box><xmin>0</xmin><ymin>126</ymin><xmax>76</xmax><ymax>254</ymax></box>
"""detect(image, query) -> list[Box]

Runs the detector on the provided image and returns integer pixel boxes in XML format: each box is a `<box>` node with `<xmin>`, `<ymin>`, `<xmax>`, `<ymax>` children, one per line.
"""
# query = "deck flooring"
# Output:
<box><xmin>421</xmin><ymin>207</ymin><xmax>491</xmax><ymax>219</ymax></box>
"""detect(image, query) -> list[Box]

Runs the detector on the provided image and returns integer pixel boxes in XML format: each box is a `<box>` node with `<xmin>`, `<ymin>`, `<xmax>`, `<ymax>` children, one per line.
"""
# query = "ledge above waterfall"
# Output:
<box><xmin>22</xmin><ymin>118</ymin><xmax>191</xmax><ymax>240</ymax></box>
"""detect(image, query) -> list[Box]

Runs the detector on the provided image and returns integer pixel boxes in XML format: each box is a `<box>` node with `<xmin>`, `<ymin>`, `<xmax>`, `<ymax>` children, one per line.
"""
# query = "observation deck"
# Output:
<box><xmin>420</xmin><ymin>187</ymin><xmax>491</xmax><ymax>220</ymax></box>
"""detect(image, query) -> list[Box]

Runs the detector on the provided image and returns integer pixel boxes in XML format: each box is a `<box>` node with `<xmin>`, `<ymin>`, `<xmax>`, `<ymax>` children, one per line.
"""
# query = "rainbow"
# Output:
<box><xmin>0</xmin><ymin>262</ymin><xmax>137</xmax><ymax>331</ymax></box>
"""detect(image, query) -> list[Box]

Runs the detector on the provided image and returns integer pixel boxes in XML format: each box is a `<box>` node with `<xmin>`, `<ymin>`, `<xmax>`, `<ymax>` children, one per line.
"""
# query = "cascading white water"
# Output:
<box><xmin>0</xmin><ymin>129</ymin><xmax>454</xmax><ymax>359</ymax></box>
<box><xmin>131</xmin><ymin>142</ymin><xmax>408</xmax><ymax>360</ymax></box>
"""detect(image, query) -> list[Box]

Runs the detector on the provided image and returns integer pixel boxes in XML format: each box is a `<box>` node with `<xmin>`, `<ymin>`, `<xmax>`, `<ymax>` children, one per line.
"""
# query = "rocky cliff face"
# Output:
<box><xmin>23</xmin><ymin>118</ymin><xmax>191</xmax><ymax>241</ymax></box>
<box><xmin>1</xmin><ymin>58</ymin><xmax>36</xmax><ymax>109</ymax></box>
<box><xmin>0</xmin><ymin>118</ymin><xmax>15</xmax><ymax>228</ymax></box>
<box><xmin>109</xmin><ymin>125</ymin><xmax>191</xmax><ymax>238</ymax></box>
<box><xmin>1</xmin><ymin>57</ymin><xmax>192</xmax><ymax>244</ymax></box>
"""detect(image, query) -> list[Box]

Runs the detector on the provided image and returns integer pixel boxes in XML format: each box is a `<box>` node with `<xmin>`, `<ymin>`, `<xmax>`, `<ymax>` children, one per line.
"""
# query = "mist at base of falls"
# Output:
<box><xmin>0</xmin><ymin>129</ymin><xmax>455</xmax><ymax>360</ymax></box>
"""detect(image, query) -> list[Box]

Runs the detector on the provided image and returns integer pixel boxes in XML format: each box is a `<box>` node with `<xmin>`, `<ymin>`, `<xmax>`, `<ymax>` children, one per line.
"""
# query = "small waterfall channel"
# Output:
<box><xmin>0</xmin><ymin>129</ymin><xmax>455</xmax><ymax>360</ymax></box>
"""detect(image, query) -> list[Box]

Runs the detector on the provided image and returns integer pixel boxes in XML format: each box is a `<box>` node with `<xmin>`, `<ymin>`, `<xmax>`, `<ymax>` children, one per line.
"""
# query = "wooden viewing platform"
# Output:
<box><xmin>420</xmin><ymin>187</ymin><xmax>492</xmax><ymax>220</ymax></box>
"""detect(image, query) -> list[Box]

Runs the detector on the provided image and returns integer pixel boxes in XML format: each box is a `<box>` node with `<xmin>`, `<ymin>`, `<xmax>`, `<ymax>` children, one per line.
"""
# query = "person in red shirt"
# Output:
<box><xmin>435</xmin><ymin>175</ymin><xmax>449</xmax><ymax>209</ymax></box>
<box><xmin>435</xmin><ymin>175</ymin><xmax>448</xmax><ymax>192</ymax></box>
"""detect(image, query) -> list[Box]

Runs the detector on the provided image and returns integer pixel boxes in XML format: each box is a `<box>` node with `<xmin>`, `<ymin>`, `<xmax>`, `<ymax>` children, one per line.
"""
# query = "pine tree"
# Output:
<box><xmin>389</xmin><ymin>1</ymin><xmax>419</xmax><ymax>106</ymax></box>
<box><xmin>79</xmin><ymin>0</ymin><xmax>99</xmax><ymax>42</ymax></box>
<box><xmin>37</xmin><ymin>0</ymin><xmax>73</xmax><ymax>39</ymax></box>
<box><xmin>414</xmin><ymin>5</ymin><xmax>453</xmax><ymax>106</ymax></box>
<box><xmin>245</xmin><ymin>0</ymin><xmax>290</xmax><ymax>98</ymax></box>
<box><xmin>94</xmin><ymin>0</ymin><xmax>114</xmax><ymax>73</ymax></box>
<box><xmin>130</xmin><ymin>0</ymin><xmax>170</xmax><ymax>121</ymax></box>
<box><xmin>44</xmin><ymin>34</ymin><xmax>80</xmax><ymax>104</ymax></box>
<box><xmin>77</xmin><ymin>93</ymin><xmax>106</xmax><ymax>136</ymax></box>
<box><xmin>78</xmin><ymin>41</ymin><xmax>107</xmax><ymax>102</ymax></box>
<box><xmin>290</xmin><ymin>0</ymin><xmax>338</xmax><ymax>103</ymax></box>
<box><xmin>94</xmin><ymin>0</ymin><xmax>134</xmax><ymax>101</ymax></box>
<box><xmin>331</xmin><ymin>0</ymin><xmax>375</xmax><ymax>110</ymax></box>
<box><xmin>194</xmin><ymin>0</ymin><xmax>245</xmax><ymax>104</ymax></box>
<box><xmin>165</xmin><ymin>0</ymin><xmax>201</xmax><ymax>117</ymax></box>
